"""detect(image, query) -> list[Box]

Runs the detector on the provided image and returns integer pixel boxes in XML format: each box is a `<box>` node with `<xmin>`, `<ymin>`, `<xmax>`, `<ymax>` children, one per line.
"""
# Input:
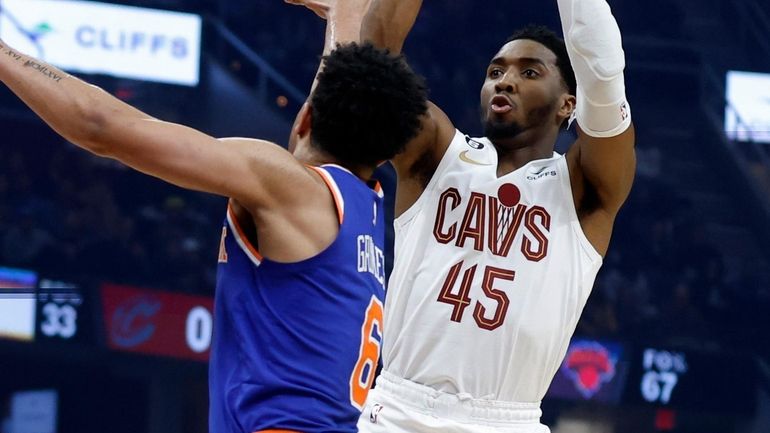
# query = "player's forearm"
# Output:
<box><xmin>557</xmin><ymin>0</ymin><xmax>631</xmax><ymax>137</ymax></box>
<box><xmin>0</xmin><ymin>41</ymin><xmax>149</xmax><ymax>156</ymax></box>
<box><xmin>307</xmin><ymin>2</ymin><xmax>371</xmax><ymax>94</ymax></box>
<box><xmin>322</xmin><ymin>2</ymin><xmax>371</xmax><ymax>55</ymax></box>
<box><xmin>361</xmin><ymin>0</ymin><xmax>422</xmax><ymax>54</ymax></box>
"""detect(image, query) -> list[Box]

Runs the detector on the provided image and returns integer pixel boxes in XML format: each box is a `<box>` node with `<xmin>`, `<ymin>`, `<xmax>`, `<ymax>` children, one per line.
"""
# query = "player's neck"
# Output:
<box><xmin>294</xmin><ymin>146</ymin><xmax>374</xmax><ymax>181</ymax></box>
<box><xmin>492</xmin><ymin>130</ymin><xmax>558</xmax><ymax>177</ymax></box>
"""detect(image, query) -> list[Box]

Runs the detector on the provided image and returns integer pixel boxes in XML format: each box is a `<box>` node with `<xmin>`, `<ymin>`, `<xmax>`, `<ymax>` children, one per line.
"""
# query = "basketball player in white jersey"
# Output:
<box><xmin>294</xmin><ymin>0</ymin><xmax>635</xmax><ymax>431</ymax></box>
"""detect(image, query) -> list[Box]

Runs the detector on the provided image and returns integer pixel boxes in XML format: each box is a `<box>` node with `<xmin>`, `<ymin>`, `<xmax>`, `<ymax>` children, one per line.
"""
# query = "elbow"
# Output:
<box><xmin>70</xmin><ymin>90</ymin><xmax>114</xmax><ymax>157</ymax></box>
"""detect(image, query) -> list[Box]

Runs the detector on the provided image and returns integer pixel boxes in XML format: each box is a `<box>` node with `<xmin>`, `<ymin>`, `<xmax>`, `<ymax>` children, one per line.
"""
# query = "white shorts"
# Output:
<box><xmin>357</xmin><ymin>371</ymin><xmax>551</xmax><ymax>433</ymax></box>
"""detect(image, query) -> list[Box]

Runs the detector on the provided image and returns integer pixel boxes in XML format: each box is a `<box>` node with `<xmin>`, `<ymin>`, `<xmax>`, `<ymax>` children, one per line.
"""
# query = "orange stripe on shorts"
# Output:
<box><xmin>253</xmin><ymin>430</ymin><xmax>303</xmax><ymax>433</ymax></box>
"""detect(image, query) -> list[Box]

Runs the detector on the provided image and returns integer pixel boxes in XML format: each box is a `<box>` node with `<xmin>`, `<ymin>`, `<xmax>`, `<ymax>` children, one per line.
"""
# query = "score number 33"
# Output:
<box><xmin>437</xmin><ymin>261</ymin><xmax>514</xmax><ymax>331</ymax></box>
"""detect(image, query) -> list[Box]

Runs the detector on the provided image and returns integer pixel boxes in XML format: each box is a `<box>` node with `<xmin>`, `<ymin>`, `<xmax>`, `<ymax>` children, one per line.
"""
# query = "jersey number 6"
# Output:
<box><xmin>349</xmin><ymin>296</ymin><xmax>384</xmax><ymax>410</ymax></box>
<box><xmin>437</xmin><ymin>261</ymin><xmax>515</xmax><ymax>331</ymax></box>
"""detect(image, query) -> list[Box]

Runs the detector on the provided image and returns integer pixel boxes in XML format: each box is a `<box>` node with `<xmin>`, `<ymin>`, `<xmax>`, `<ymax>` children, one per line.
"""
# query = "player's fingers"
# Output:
<box><xmin>284</xmin><ymin>0</ymin><xmax>329</xmax><ymax>18</ymax></box>
<box><xmin>306</xmin><ymin>1</ymin><xmax>330</xmax><ymax>19</ymax></box>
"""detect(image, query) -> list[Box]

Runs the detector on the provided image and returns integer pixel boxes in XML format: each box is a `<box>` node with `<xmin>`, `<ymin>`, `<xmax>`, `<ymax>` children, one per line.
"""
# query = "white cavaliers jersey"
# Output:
<box><xmin>382</xmin><ymin>129</ymin><xmax>603</xmax><ymax>403</ymax></box>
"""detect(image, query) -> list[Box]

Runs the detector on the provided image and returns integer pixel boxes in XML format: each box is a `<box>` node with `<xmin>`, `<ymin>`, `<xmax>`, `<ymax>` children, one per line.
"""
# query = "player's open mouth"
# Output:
<box><xmin>491</xmin><ymin>95</ymin><xmax>514</xmax><ymax>114</ymax></box>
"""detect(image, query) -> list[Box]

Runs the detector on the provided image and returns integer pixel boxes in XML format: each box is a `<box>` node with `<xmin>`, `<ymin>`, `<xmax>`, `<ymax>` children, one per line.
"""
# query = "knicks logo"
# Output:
<box><xmin>433</xmin><ymin>185</ymin><xmax>550</xmax><ymax>261</ymax></box>
<box><xmin>563</xmin><ymin>342</ymin><xmax>616</xmax><ymax>398</ymax></box>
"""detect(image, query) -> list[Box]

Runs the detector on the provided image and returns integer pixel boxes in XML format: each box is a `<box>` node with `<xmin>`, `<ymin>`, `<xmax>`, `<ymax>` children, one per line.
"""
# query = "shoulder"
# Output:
<box><xmin>217</xmin><ymin>137</ymin><xmax>331</xmax><ymax>217</ymax></box>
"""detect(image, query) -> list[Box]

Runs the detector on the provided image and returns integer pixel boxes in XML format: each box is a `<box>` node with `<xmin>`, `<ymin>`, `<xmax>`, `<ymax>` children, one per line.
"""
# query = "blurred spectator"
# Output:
<box><xmin>577</xmin><ymin>288</ymin><xmax>619</xmax><ymax>338</ymax></box>
<box><xmin>1</xmin><ymin>209</ymin><xmax>52</xmax><ymax>268</ymax></box>
<box><xmin>658</xmin><ymin>280</ymin><xmax>709</xmax><ymax>349</ymax></box>
<box><xmin>0</xmin><ymin>132</ymin><xmax>218</xmax><ymax>294</ymax></box>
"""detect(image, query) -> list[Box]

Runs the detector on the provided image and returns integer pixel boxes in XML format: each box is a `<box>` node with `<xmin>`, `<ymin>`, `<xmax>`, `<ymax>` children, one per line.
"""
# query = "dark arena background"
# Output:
<box><xmin>1</xmin><ymin>0</ymin><xmax>769</xmax><ymax>432</ymax></box>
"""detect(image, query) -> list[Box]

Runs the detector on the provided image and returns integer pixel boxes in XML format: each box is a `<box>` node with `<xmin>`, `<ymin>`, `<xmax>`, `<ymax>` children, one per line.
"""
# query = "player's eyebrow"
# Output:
<box><xmin>490</xmin><ymin>57</ymin><xmax>548</xmax><ymax>68</ymax></box>
<box><xmin>517</xmin><ymin>57</ymin><xmax>548</xmax><ymax>68</ymax></box>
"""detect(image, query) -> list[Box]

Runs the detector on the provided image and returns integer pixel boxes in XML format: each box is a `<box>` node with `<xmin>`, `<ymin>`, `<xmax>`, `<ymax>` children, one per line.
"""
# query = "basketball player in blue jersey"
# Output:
<box><xmin>295</xmin><ymin>0</ymin><xmax>635</xmax><ymax>431</ymax></box>
<box><xmin>0</xmin><ymin>3</ymin><xmax>427</xmax><ymax>431</ymax></box>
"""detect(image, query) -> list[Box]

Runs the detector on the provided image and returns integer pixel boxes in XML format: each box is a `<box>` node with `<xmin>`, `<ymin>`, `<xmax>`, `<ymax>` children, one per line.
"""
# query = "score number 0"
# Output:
<box><xmin>185</xmin><ymin>306</ymin><xmax>213</xmax><ymax>353</ymax></box>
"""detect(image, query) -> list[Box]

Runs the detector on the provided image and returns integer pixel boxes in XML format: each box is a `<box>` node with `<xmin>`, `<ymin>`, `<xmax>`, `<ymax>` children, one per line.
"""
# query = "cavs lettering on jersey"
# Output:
<box><xmin>209</xmin><ymin>165</ymin><xmax>386</xmax><ymax>433</ymax></box>
<box><xmin>382</xmin><ymin>130</ymin><xmax>603</xmax><ymax>403</ymax></box>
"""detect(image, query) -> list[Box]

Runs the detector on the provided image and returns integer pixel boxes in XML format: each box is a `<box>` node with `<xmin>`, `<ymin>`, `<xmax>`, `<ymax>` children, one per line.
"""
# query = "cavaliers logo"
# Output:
<box><xmin>464</xmin><ymin>135</ymin><xmax>485</xmax><ymax>149</ymax></box>
<box><xmin>563</xmin><ymin>342</ymin><xmax>616</xmax><ymax>398</ymax></box>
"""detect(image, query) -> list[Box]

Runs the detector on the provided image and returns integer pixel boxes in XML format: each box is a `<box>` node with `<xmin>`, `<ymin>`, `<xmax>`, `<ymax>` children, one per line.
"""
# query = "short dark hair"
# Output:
<box><xmin>310</xmin><ymin>42</ymin><xmax>428</xmax><ymax>166</ymax></box>
<box><xmin>506</xmin><ymin>25</ymin><xmax>576</xmax><ymax>96</ymax></box>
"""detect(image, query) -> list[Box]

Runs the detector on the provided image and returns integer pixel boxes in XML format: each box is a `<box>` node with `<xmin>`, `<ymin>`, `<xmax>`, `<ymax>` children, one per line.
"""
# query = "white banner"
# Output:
<box><xmin>0</xmin><ymin>0</ymin><xmax>201</xmax><ymax>86</ymax></box>
<box><xmin>0</xmin><ymin>267</ymin><xmax>37</xmax><ymax>341</ymax></box>
<box><xmin>725</xmin><ymin>70</ymin><xmax>770</xmax><ymax>144</ymax></box>
<box><xmin>0</xmin><ymin>299</ymin><xmax>35</xmax><ymax>341</ymax></box>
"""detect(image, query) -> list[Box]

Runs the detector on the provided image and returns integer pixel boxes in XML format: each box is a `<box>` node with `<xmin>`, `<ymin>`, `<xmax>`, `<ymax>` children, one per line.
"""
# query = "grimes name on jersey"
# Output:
<box><xmin>357</xmin><ymin>235</ymin><xmax>385</xmax><ymax>287</ymax></box>
<box><xmin>433</xmin><ymin>187</ymin><xmax>551</xmax><ymax>261</ymax></box>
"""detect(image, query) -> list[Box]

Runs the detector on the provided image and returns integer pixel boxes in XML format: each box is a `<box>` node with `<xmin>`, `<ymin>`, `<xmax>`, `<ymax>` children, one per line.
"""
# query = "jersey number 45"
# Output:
<box><xmin>437</xmin><ymin>261</ymin><xmax>514</xmax><ymax>331</ymax></box>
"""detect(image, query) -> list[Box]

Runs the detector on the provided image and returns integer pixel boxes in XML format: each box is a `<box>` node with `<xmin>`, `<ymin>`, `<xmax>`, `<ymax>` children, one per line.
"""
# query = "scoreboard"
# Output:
<box><xmin>638</xmin><ymin>348</ymin><xmax>688</xmax><ymax>406</ymax></box>
<box><xmin>546</xmin><ymin>340</ymin><xmax>757</xmax><ymax>414</ymax></box>
<box><xmin>0</xmin><ymin>265</ymin><xmax>214</xmax><ymax>363</ymax></box>
<box><xmin>35</xmin><ymin>279</ymin><xmax>86</xmax><ymax>345</ymax></box>
<box><xmin>626</xmin><ymin>347</ymin><xmax>756</xmax><ymax>413</ymax></box>
<box><xmin>0</xmin><ymin>264</ymin><xmax>760</xmax><ymax>414</ymax></box>
<box><xmin>100</xmin><ymin>283</ymin><xmax>213</xmax><ymax>361</ymax></box>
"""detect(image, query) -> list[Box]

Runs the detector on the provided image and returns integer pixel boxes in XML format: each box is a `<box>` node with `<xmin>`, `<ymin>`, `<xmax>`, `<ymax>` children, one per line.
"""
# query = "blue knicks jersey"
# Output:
<box><xmin>210</xmin><ymin>165</ymin><xmax>386</xmax><ymax>433</ymax></box>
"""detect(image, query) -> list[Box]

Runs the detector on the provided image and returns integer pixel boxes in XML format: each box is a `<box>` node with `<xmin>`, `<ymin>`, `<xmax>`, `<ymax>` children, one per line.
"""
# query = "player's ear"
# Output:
<box><xmin>289</xmin><ymin>102</ymin><xmax>312</xmax><ymax>152</ymax></box>
<box><xmin>557</xmin><ymin>93</ymin><xmax>576</xmax><ymax>124</ymax></box>
<box><xmin>297</xmin><ymin>102</ymin><xmax>313</xmax><ymax>139</ymax></box>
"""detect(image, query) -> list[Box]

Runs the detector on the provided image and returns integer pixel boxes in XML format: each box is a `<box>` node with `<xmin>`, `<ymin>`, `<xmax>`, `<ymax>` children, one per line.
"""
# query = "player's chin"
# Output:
<box><xmin>484</xmin><ymin>118</ymin><xmax>524</xmax><ymax>140</ymax></box>
<box><xmin>485</xmin><ymin>115</ymin><xmax>515</xmax><ymax>130</ymax></box>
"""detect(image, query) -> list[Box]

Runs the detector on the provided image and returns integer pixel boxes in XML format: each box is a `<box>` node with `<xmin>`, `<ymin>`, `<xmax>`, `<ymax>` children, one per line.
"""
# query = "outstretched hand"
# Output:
<box><xmin>284</xmin><ymin>0</ymin><xmax>332</xmax><ymax>19</ymax></box>
<box><xmin>285</xmin><ymin>0</ymin><xmax>372</xmax><ymax>20</ymax></box>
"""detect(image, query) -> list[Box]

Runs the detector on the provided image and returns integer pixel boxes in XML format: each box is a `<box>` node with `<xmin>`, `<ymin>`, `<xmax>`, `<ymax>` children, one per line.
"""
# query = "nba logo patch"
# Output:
<box><xmin>369</xmin><ymin>403</ymin><xmax>384</xmax><ymax>424</ymax></box>
<box><xmin>464</xmin><ymin>135</ymin><xmax>485</xmax><ymax>149</ymax></box>
<box><xmin>563</xmin><ymin>342</ymin><xmax>616</xmax><ymax>398</ymax></box>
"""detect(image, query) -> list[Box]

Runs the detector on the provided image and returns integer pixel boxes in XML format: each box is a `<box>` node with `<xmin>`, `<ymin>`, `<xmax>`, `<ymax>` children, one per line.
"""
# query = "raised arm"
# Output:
<box><xmin>286</xmin><ymin>0</ymin><xmax>372</xmax><ymax>93</ymax></box>
<box><xmin>559</xmin><ymin>0</ymin><xmax>637</xmax><ymax>255</ymax></box>
<box><xmin>361</xmin><ymin>0</ymin><xmax>422</xmax><ymax>54</ymax></box>
<box><xmin>0</xmin><ymin>40</ymin><xmax>306</xmax><ymax>212</ymax></box>
<box><xmin>360</xmin><ymin>0</ymin><xmax>455</xmax><ymax>214</ymax></box>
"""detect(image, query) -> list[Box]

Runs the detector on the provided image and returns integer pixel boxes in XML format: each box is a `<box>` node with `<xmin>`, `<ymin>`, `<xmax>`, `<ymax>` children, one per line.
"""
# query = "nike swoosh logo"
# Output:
<box><xmin>532</xmin><ymin>167</ymin><xmax>547</xmax><ymax>175</ymax></box>
<box><xmin>459</xmin><ymin>150</ymin><xmax>493</xmax><ymax>166</ymax></box>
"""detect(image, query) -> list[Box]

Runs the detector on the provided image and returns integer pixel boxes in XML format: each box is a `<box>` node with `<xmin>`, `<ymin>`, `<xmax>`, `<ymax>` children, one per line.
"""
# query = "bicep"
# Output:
<box><xmin>392</xmin><ymin>102</ymin><xmax>454</xmax><ymax>174</ymax></box>
<box><xmin>101</xmin><ymin>118</ymin><xmax>301</xmax><ymax>209</ymax></box>
<box><xmin>570</xmin><ymin>123</ymin><xmax>636</xmax><ymax>214</ymax></box>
